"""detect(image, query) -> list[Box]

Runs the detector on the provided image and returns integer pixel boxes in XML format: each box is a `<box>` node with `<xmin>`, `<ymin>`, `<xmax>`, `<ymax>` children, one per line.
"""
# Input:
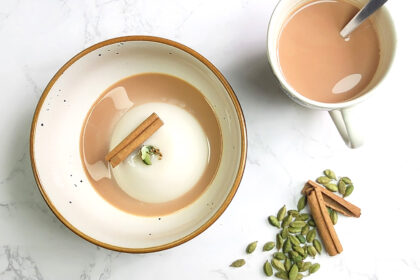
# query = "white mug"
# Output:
<box><xmin>267</xmin><ymin>0</ymin><xmax>396</xmax><ymax>148</ymax></box>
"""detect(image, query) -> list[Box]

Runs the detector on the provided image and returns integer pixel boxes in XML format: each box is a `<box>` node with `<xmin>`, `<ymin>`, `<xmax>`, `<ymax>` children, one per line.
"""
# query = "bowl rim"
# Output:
<box><xmin>29</xmin><ymin>35</ymin><xmax>247</xmax><ymax>253</ymax></box>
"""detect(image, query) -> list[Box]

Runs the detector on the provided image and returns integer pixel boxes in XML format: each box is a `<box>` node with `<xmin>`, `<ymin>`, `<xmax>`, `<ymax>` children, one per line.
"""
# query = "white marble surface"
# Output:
<box><xmin>1</xmin><ymin>0</ymin><xmax>420</xmax><ymax>279</ymax></box>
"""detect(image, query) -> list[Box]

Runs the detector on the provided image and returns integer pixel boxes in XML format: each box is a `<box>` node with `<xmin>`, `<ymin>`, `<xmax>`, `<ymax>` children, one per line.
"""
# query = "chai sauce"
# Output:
<box><xmin>80</xmin><ymin>73</ymin><xmax>222</xmax><ymax>216</ymax></box>
<box><xmin>278</xmin><ymin>0</ymin><xmax>380</xmax><ymax>103</ymax></box>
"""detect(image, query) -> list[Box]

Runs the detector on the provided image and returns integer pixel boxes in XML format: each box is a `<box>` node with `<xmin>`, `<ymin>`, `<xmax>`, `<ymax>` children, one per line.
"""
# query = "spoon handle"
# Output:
<box><xmin>340</xmin><ymin>0</ymin><xmax>388</xmax><ymax>38</ymax></box>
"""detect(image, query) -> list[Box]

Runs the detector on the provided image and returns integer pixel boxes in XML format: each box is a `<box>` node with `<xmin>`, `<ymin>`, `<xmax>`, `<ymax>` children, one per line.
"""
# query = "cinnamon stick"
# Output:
<box><xmin>304</xmin><ymin>180</ymin><xmax>361</xmax><ymax>218</ymax></box>
<box><xmin>307</xmin><ymin>188</ymin><xmax>343</xmax><ymax>256</ymax></box>
<box><xmin>105</xmin><ymin>113</ymin><xmax>159</xmax><ymax>161</ymax></box>
<box><xmin>106</xmin><ymin>113</ymin><xmax>163</xmax><ymax>168</ymax></box>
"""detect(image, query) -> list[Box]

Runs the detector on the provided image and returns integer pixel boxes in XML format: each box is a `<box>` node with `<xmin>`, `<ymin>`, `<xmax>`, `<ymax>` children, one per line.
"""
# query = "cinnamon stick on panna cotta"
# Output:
<box><xmin>105</xmin><ymin>112</ymin><xmax>163</xmax><ymax>168</ymax></box>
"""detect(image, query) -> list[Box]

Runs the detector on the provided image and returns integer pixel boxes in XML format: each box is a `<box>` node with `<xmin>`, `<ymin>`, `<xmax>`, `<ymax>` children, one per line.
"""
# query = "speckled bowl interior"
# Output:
<box><xmin>30</xmin><ymin>36</ymin><xmax>246</xmax><ymax>252</ymax></box>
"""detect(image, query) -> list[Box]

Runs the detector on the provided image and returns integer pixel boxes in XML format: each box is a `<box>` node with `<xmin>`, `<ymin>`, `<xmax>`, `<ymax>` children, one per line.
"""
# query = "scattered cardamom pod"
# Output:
<box><xmin>299</xmin><ymin>262</ymin><xmax>312</xmax><ymax>272</ymax></box>
<box><xmin>289</xmin><ymin>251</ymin><xmax>303</xmax><ymax>263</ymax></box>
<box><xmin>308</xmin><ymin>219</ymin><xmax>316</xmax><ymax>227</ymax></box>
<box><xmin>269</xmin><ymin>215</ymin><xmax>281</xmax><ymax>228</ymax></box>
<box><xmin>283</xmin><ymin>238</ymin><xmax>292</xmax><ymax>253</ymax></box>
<box><xmin>301</xmin><ymin>224</ymin><xmax>310</xmax><ymax>235</ymax></box>
<box><xmin>230</xmin><ymin>259</ymin><xmax>245</xmax><ymax>267</ymax></box>
<box><xmin>246</xmin><ymin>241</ymin><xmax>258</xmax><ymax>254</ymax></box>
<box><xmin>288</xmin><ymin>227</ymin><xmax>301</xmax><ymax>234</ymax></box>
<box><xmin>290</xmin><ymin>221</ymin><xmax>306</xmax><ymax>228</ymax></box>
<box><xmin>271</xmin><ymin>259</ymin><xmax>286</xmax><ymax>272</ymax></box>
<box><xmin>289</xmin><ymin>264</ymin><xmax>299</xmax><ymax>280</ymax></box>
<box><xmin>275</xmin><ymin>270</ymin><xmax>289</xmax><ymax>279</ymax></box>
<box><xmin>264</xmin><ymin>260</ymin><xmax>273</xmax><ymax>276</ymax></box>
<box><xmin>309</xmin><ymin>263</ymin><xmax>320</xmax><ymax>274</ymax></box>
<box><xmin>323</xmin><ymin>169</ymin><xmax>337</xmax><ymax>180</ymax></box>
<box><xmin>313</xmin><ymin>239</ymin><xmax>322</xmax><ymax>254</ymax></box>
<box><xmin>297</xmin><ymin>196</ymin><xmax>307</xmax><ymax>211</ymax></box>
<box><xmin>324</xmin><ymin>183</ymin><xmax>338</xmax><ymax>192</ymax></box>
<box><xmin>330</xmin><ymin>209</ymin><xmax>338</xmax><ymax>225</ymax></box>
<box><xmin>342</xmin><ymin>177</ymin><xmax>352</xmax><ymax>184</ymax></box>
<box><xmin>307</xmin><ymin>246</ymin><xmax>317</xmax><ymax>257</ymax></box>
<box><xmin>296</xmin><ymin>234</ymin><xmax>306</xmax><ymax>244</ymax></box>
<box><xmin>281</xmin><ymin>228</ymin><xmax>289</xmax><ymax>239</ymax></box>
<box><xmin>293</xmin><ymin>245</ymin><xmax>305</xmax><ymax>257</ymax></box>
<box><xmin>296</xmin><ymin>273</ymin><xmax>303</xmax><ymax>280</ymax></box>
<box><xmin>316</xmin><ymin>176</ymin><xmax>331</xmax><ymax>184</ymax></box>
<box><xmin>263</xmin><ymin>241</ymin><xmax>276</xmax><ymax>251</ymax></box>
<box><xmin>285</xmin><ymin>258</ymin><xmax>292</xmax><ymax>272</ymax></box>
<box><xmin>338</xmin><ymin>179</ymin><xmax>346</xmax><ymax>195</ymax></box>
<box><xmin>282</xmin><ymin>215</ymin><xmax>293</xmax><ymax>228</ymax></box>
<box><xmin>344</xmin><ymin>184</ymin><xmax>354</xmax><ymax>197</ymax></box>
<box><xmin>276</xmin><ymin>234</ymin><xmax>283</xmax><ymax>250</ymax></box>
<box><xmin>288</xmin><ymin>235</ymin><xmax>300</xmax><ymax>247</ymax></box>
<box><xmin>295</xmin><ymin>213</ymin><xmax>310</xmax><ymax>221</ymax></box>
<box><xmin>288</xmin><ymin>210</ymin><xmax>299</xmax><ymax>217</ymax></box>
<box><xmin>273</xmin><ymin>252</ymin><xmax>286</xmax><ymax>260</ymax></box>
<box><xmin>277</xmin><ymin>205</ymin><xmax>287</xmax><ymax>221</ymax></box>
<box><xmin>306</xmin><ymin>229</ymin><xmax>316</xmax><ymax>243</ymax></box>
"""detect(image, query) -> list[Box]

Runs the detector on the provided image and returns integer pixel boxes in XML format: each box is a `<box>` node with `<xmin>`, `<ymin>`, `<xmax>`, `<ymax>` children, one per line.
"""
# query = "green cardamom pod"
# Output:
<box><xmin>308</xmin><ymin>219</ymin><xmax>316</xmax><ymax>227</ymax></box>
<box><xmin>342</xmin><ymin>177</ymin><xmax>352</xmax><ymax>184</ymax></box>
<box><xmin>316</xmin><ymin>176</ymin><xmax>331</xmax><ymax>184</ymax></box>
<box><xmin>296</xmin><ymin>234</ymin><xmax>306</xmax><ymax>244</ymax></box>
<box><xmin>296</xmin><ymin>273</ymin><xmax>303</xmax><ymax>280</ymax></box>
<box><xmin>290</xmin><ymin>221</ymin><xmax>306</xmax><ymax>228</ymax></box>
<box><xmin>297</xmin><ymin>196</ymin><xmax>307</xmax><ymax>212</ymax></box>
<box><xmin>309</xmin><ymin>263</ymin><xmax>320</xmax><ymax>274</ymax></box>
<box><xmin>264</xmin><ymin>260</ymin><xmax>273</xmax><ymax>276</ymax></box>
<box><xmin>277</xmin><ymin>205</ymin><xmax>287</xmax><ymax>221</ymax></box>
<box><xmin>230</xmin><ymin>259</ymin><xmax>245</xmax><ymax>267</ymax></box>
<box><xmin>330</xmin><ymin>209</ymin><xmax>338</xmax><ymax>225</ymax></box>
<box><xmin>285</xmin><ymin>258</ymin><xmax>292</xmax><ymax>272</ymax></box>
<box><xmin>295</xmin><ymin>213</ymin><xmax>310</xmax><ymax>221</ymax></box>
<box><xmin>296</xmin><ymin>261</ymin><xmax>303</xmax><ymax>270</ymax></box>
<box><xmin>313</xmin><ymin>239</ymin><xmax>322</xmax><ymax>254</ymax></box>
<box><xmin>288</xmin><ymin>227</ymin><xmax>301</xmax><ymax>234</ymax></box>
<box><xmin>288</xmin><ymin>264</ymin><xmax>299</xmax><ymax>280</ymax></box>
<box><xmin>282</xmin><ymin>215</ymin><xmax>293</xmax><ymax>228</ymax></box>
<box><xmin>288</xmin><ymin>235</ymin><xmax>300</xmax><ymax>247</ymax></box>
<box><xmin>324</xmin><ymin>183</ymin><xmax>338</xmax><ymax>192</ymax></box>
<box><xmin>323</xmin><ymin>169</ymin><xmax>337</xmax><ymax>180</ymax></box>
<box><xmin>283</xmin><ymin>238</ymin><xmax>292</xmax><ymax>254</ymax></box>
<box><xmin>263</xmin><ymin>241</ymin><xmax>276</xmax><ymax>251</ymax></box>
<box><xmin>271</xmin><ymin>259</ymin><xmax>286</xmax><ymax>272</ymax></box>
<box><xmin>306</xmin><ymin>229</ymin><xmax>316</xmax><ymax>243</ymax></box>
<box><xmin>276</xmin><ymin>234</ymin><xmax>283</xmax><ymax>250</ymax></box>
<box><xmin>274</xmin><ymin>270</ymin><xmax>289</xmax><ymax>279</ymax></box>
<box><xmin>301</xmin><ymin>224</ymin><xmax>309</xmax><ymax>235</ymax></box>
<box><xmin>338</xmin><ymin>179</ymin><xmax>346</xmax><ymax>195</ymax></box>
<box><xmin>293</xmin><ymin>245</ymin><xmax>305</xmax><ymax>257</ymax></box>
<box><xmin>307</xmin><ymin>246</ymin><xmax>317</xmax><ymax>257</ymax></box>
<box><xmin>289</xmin><ymin>250</ymin><xmax>299</xmax><ymax>260</ymax></box>
<box><xmin>273</xmin><ymin>252</ymin><xmax>286</xmax><ymax>260</ymax></box>
<box><xmin>299</xmin><ymin>262</ymin><xmax>312</xmax><ymax>272</ymax></box>
<box><xmin>288</xmin><ymin>210</ymin><xmax>299</xmax><ymax>217</ymax></box>
<box><xmin>281</xmin><ymin>228</ymin><xmax>289</xmax><ymax>239</ymax></box>
<box><xmin>344</xmin><ymin>184</ymin><xmax>354</xmax><ymax>197</ymax></box>
<box><xmin>246</xmin><ymin>241</ymin><xmax>258</xmax><ymax>254</ymax></box>
<box><xmin>269</xmin><ymin>215</ymin><xmax>281</xmax><ymax>228</ymax></box>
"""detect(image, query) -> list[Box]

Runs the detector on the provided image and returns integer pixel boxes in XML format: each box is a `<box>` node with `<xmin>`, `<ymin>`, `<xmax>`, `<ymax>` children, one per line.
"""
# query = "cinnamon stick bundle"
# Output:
<box><xmin>306</xmin><ymin>188</ymin><xmax>343</xmax><ymax>256</ymax></box>
<box><xmin>106</xmin><ymin>112</ymin><xmax>163</xmax><ymax>167</ymax></box>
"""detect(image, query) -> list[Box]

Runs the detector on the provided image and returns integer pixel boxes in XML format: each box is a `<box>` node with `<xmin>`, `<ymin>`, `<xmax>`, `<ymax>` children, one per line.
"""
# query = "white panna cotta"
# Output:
<box><xmin>110</xmin><ymin>102</ymin><xmax>210</xmax><ymax>203</ymax></box>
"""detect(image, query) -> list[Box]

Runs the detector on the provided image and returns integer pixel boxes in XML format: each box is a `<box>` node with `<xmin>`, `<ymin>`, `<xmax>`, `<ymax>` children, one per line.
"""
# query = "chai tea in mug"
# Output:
<box><xmin>277</xmin><ymin>0</ymin><xmax>380</xmax><ymax>103</ymax></box>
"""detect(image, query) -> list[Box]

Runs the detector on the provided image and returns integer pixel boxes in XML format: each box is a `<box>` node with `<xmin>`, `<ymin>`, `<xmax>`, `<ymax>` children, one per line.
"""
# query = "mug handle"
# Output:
<box><xmin>329</xmin><ymin>107</ymin><xmax>363</xmax><ymax>148</ymax></box>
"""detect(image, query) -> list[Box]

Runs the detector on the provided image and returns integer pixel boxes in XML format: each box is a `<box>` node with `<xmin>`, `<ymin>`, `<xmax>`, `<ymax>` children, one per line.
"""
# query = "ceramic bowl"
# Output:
<box><xmin>30</xmin><ymin>36</ymin><xmax>247</xmax><ymax>252</ymax></box>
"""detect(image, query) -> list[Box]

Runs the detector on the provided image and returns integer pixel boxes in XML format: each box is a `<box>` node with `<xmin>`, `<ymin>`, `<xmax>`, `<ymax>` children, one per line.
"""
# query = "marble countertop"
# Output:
<box><xmin>1</xmin><ymin>0</ymin><xmax>419</xmax><ymax>279</ymax></box>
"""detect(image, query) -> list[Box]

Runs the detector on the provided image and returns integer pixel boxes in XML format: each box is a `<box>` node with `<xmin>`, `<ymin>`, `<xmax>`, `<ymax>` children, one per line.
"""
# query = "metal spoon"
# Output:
<box><xmin>340</xmin><ymin>0</ymin><xmax>388</xmax><ymax>38</ymax></box>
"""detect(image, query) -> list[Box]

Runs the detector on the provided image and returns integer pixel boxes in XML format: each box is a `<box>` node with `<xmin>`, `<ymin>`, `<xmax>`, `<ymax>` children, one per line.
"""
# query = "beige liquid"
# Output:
<box><xmin>278</xmin><ymin>0</ymin><xmax>380</xmax><ymax>103</ymax></box>
<box><xmin>80</xmin><ymin>73</ymin><xmax>222</xmax><ymax>216</ymax></box>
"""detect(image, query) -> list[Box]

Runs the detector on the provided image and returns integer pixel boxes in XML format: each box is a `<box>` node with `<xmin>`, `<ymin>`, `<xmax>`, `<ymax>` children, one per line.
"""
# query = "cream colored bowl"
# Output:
<box><xmin>30</xmin><ymin>36</ymin><xmax>247</xmax><ymax>252</ymax></box>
